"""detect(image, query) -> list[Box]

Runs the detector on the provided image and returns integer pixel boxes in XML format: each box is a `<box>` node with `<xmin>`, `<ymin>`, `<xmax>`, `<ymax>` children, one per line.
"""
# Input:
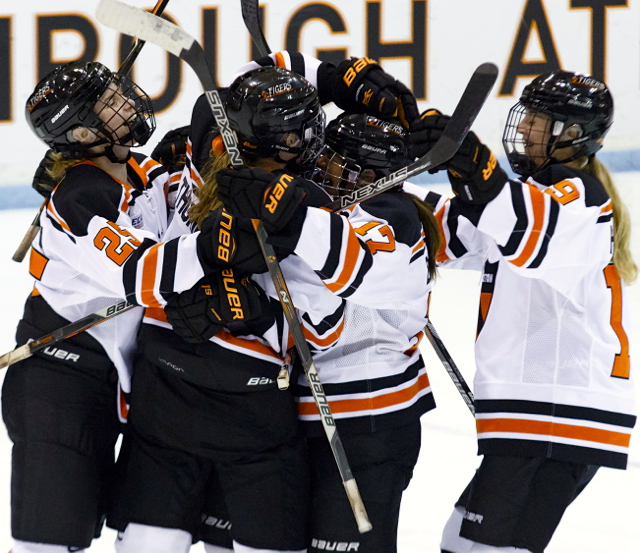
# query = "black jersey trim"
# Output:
<box><xmin>158</xmin><ymin>238</ymin><xmax>179</xmax><ymax>301</ymax></box>
<box><xmin>478</xmin><ymin>437</ymin><xmax>628</xmax><ymax>469</ymax></box>
<box><xmin>123</xmin><ymin>237</ymin><xmax>158</xmax><ymax>303</ymax></box>
<box><xmin>295</xmin><ymin>357</ymin><xmax>425</xmax><ymax>397</ymax></box>
<box><xmin>527</xmin><ymin>198</ymin><xmax>559</xmax><ymax>269</ymax></box>
<box><xmin>51</xmin><ymin>164</ymin><xmax>124</xmax><ymax>237</ymax></box>
<box><xmin>498</xmin><ymin>182</ymin><xmax>528</xmax><ymax>257</ymax></box>
<box><xmin>301</xmin><ymin>300</ymin><xmax>345</xmax><ymax>335</ymax></box>
<box><xmin>475</xmin><ymin>398</ymin><xmax>637</xmax><ymax>428</ymax></box>
<box><xmin>337</xmin><ymin>242</ymin><xmax>373</xmax><ymax>299</ymax></box>
<box><xmin>359</xmin><ymin>191</ymin><xmax>422</xmax><ymax>247</ymax></box>
<box><xmin>317</xmin><ymin>214</ymin><xmax>345</xmax><ymax>279</ymax></box>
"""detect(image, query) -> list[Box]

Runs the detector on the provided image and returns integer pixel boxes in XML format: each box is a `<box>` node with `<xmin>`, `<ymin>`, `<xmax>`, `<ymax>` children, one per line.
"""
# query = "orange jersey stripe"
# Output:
<box><xmin>47</xmin><ymin>201</ymin><xmax>72</xmax><ymax>234</ymax></box>
<box><xmin>434</xmin><ymin>206</ymin><xmax>450</xmax><ymax>262</ymax></box>
<box><xmin>510</xmin><ymin>186</ymin><xmax>546</xmax><ymax>267</ymax></box>
<box><xmin>29</xmin><ymin>248</ymin><xmax>49</xmax><ymax>280</ymax></box>
<box><xmin>144</xmin><ymin>306</ymin><xmax>169</xmax><ymax>323</ymax></box>
<box><xmin>214</xmin><ymin>330</ymin><xmax>283</xmax><ymax>360</ymax></box>
<box><xmin>476</xmin><ymin>418</ymin><xmax>631</xmax><ymax>448</ymax></box>
<box><xmin>140</xmin><ymin>244</ymin><xmax>163</xmax><ymax>308</ymax></box>
<box><xmin>326</xmin><ymin>227</ymin><xmax>362</xmax><ymax>293</ymax></box>
<box><xmin>302</xmin><ymin>318</ymin><xmax>345</xmax><ymax>348</ymax></box>
<box><xmin>298</xmin><ymin>373</ymin><xmax>430</xmax><ymax>416</ymax></box>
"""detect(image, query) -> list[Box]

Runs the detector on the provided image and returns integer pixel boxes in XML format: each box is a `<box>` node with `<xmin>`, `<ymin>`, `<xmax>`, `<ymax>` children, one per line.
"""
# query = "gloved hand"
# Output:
<box><xmin>447</xmin><ymin>131</ymin><xmax>508</xmax><ymax>205</ymax></box>
<box><xmin>151</xmin><ymin>125</ymin><xmax>190</xmax><ymax>172</ymax></box>
<box><xmin>217</xmin><ymin>168</ymin><xmax>307</xmax><ymax>234</ymax></box>
<box><xmin>32</xmin><ymin>149</ymin><xmax>60</xmax><ymax>198</ymax></box>
<box><xmin>331</xmin><ymin>57</ymin><xmax>419</xmax><ymax>126</ymax></box>
<box><xmin>165</xmin><ymin>270</ymin><xmax>264</xmax><ymax>343</ymax></box>
<box><xmin>408</xmin><ymin>109</ymin><xmax>448</xmax><ymax>163</ymax></box>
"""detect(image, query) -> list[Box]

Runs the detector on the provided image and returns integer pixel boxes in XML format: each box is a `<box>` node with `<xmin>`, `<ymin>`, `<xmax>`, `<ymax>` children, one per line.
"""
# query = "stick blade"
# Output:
<box><xmin>96</xmin><ymin>0</ymin><xmax>193</xmax><ymax>58</ymax></box>
<box><xmin>410</xmin><ymin>62</ymin><xmax>498</xmax><ymax>175</ymax></box>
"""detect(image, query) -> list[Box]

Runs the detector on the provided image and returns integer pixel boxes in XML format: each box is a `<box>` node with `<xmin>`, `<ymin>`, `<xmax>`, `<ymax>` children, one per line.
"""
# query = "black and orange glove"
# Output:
<box><xmin>408</xmin><ymin>109</ymin><xmax>448</xmax><ymax>162</ymax></box>
<box><xmin>150</xmin><ymin>125</ymin><xmax>190</xmax><ymax>173</ymax></box>
<box><xmin>165</xmin><ymin>270</ymin><xmax>265</xmax><ymax>343</ymax></box>
<box><xmin>217</xmin><ymin>167</ymin><xmax>307</xmax><ymax>235</ymax></box>
<box><xmin>197</xmin><ymin>207</ymin><xmax>272</xmax><ymax>275</ymax></box>
<box><xmin>447</xmin><ymin>131</ymin><xmax>508</xmax><ymax>205</ymax></box>
<box><xmin>330</xmin><ymin>57</ymin><xmax>419</xmax><ymax>126</ymax></box>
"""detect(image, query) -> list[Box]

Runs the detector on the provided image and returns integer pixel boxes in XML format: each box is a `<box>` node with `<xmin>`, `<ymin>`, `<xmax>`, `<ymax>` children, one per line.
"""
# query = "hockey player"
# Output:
<box><xmin>1</xmin><ymin>61</ymin><xmax>165</xmax><ymax>553</ymax></box>
<box><xmin>107</xmin><ymin>66</ymin><xmax>327</xmax><ymax>553</ymax></box>
<box><xmin>407</xmin><ymin>71</ymin><xmax>637</xmax><ymax>553</ymax></box>
<box><xmin>4</xmin><ymin>60</ymin><xmax>265</xmax><ymax>553</ymax></box>
<box><xmin>296</xmin><ymin>112</ymin><xmax>440</xmax><ymax>553</ymax></box>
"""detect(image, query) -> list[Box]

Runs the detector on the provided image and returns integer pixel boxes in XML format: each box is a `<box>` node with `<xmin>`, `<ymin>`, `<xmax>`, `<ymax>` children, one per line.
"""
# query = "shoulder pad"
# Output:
<box><xmin>359</xmin><ymin>190</ymin><xmax>422</xmax><ymax>246</ymax></box>
<box><xmin>50</xmin><ymin>163</ymin><xmax>125</xmax><ymax>237</ymax></box>
<box><xmin>532</xmin><ymin>164</ymin><xmax>609</xmax><ymax>207</ymax></box>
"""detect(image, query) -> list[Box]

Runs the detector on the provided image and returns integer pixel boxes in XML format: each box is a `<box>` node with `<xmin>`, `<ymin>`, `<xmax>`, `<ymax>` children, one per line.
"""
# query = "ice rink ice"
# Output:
<box><xmin>0</xmin><ymin>174</ymin><xmax>638</xmax><ymax>551</ymax></box>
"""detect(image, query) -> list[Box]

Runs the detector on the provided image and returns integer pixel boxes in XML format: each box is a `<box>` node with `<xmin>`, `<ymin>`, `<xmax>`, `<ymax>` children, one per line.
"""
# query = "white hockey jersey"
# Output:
<box><xmin>284</xmin><ymin>192</ymin><xmax>436</xmax><ymax>434</ymax></box>
<box><xmin>410</xmin><ymin>164</ymin><xmax>636</xmax><ymax>469</ymax></box>
<box><xmin>25</xmin><ymin>153</ymin><xmax>170</xmax><ymax>394</ymax></box>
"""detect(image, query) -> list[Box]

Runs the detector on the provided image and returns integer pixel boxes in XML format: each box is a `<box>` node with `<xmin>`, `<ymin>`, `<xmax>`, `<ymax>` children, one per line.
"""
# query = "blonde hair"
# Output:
<box><xmin>46</xmin><ymin>151</ymin><xmax>84</xmax><ymax>189</ymax></box>
<box><xmin>188</xmin><ymin>149</ymin><xmax>229</xmax><ymax>228</ymax></box>
<box><xmin>579</xmin><ymin>156</ymin><xmax>637</xmax><ymax>284</ymax></box>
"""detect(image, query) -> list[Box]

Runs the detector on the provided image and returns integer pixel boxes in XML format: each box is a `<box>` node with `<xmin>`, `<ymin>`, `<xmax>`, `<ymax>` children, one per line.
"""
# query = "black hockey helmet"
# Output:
<box><xmin>225</xmin><ymin>66</ymin><xmax>325</xmax><ymax>165</ymax></box>
<box><xmin>26</xmin><ymin>61</ymin><xmax>155</xmax><ymax>162</ymax></box>
<box><xmin>502</xmin><ymin>70</ymin><xmax>613</xmax><ymax>176</ymax></box>
<box><xmin>308</xmin><ymin>112</ymin><xmax>409</xmax><ymax>197</ymax></box>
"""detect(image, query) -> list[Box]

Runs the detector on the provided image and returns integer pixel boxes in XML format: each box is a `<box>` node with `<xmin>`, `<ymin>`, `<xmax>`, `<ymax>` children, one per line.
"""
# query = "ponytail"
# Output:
<box><xmin>407</xmin><ymin>193</ymin><xmax>441</xmax><ymax>281</ymax></box>
<box><xmin>583</xmin><ymin>157</ymin><xmax>637</xmax><ymax>284</ymax></box>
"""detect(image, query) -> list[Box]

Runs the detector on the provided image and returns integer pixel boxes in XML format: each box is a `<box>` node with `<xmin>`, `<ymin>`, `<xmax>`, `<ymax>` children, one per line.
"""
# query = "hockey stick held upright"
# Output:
<box><xmin>96</xmin><ymin>0</ymin><xmax>373</xmax><ymax>534</ymax></box>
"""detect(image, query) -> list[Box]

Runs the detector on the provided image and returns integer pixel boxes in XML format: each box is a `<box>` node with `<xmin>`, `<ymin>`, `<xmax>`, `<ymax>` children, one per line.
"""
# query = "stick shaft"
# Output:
<box><xmin>0</xmin><ymin>301</ymin><xmax>135</xmax><ymax>370</ymax></box>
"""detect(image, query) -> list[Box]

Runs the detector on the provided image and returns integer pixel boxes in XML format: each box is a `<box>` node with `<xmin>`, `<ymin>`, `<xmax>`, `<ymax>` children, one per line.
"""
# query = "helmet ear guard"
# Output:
<box><xmin>502</xmin><ymin>70</ymin><xmax>613</xmax><ymax>177</ymax></box>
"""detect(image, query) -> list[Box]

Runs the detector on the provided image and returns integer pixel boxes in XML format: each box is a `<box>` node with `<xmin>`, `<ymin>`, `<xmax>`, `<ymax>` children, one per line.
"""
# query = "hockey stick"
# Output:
<box><xmin>119</xmin><ymin>0</ymin><xmax>171</xmax><ymax>75</ymax></box>
<box><xmin>11</xmin><ymin>0</ymin><xmax>171</xmax><ymax>264</ymax></box>
<box><xmin>95</xmin><ymin>0</ymin><xmax>373</xmax><ymax>534</ymax></box>
<box><xmin>236</xmin><ymin>4</ymin><xmax>482</xmax><ymax>414</ymax></box>
<box><xmin>0</xmin><ymin>300</ymin><xmax>134</xmax><ymax>370</ymax></box>
<box><xmin>329</xmin><ymin>62</ymin><xmax>498</xmax><ymax>211</ymax></box>
<box><xmin>240</xmin><ymin>0</ymin><xmax>270</xmax><ymax>57</ymax></box>
<box><xmin>424</xmin><ymin>320</ymin><xmax>475</xmax><ymax>414</ymax></box>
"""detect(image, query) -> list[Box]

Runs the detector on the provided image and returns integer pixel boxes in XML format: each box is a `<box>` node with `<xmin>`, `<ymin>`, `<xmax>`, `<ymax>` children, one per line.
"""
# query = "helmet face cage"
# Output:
<box><xmin>307</xmin><ymin>144</ymin><xmax>365</xmax><ymax>197</ymax></box>
<box><xmin>91</xmin><ymin>72</ymin><xmax>156</xmax><ymax>151</ymax></box>
<box><xmin>307</xmin><ymin>113</ymin><xmax>409</xmax><ymax>197</ymax></box>
<box><xmin>26</xmin><ymin>61</ymin><xmax>155</xmax><ymax>158</ymax></box>
<box><xmin>502</xmin><ymin>70</ymin><xmax>613</xmax><ymax>176</ymax></box>
<box><xmin>226</xmin><ymin>66</ymin><xmax>326</xmax><ymax>166</ymax></box>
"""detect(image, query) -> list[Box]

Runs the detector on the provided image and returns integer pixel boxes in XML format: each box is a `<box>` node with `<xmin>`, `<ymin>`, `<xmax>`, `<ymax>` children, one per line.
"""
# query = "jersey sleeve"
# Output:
<box><xmin>292</xmin><ymin>192</ymin><xmax>430</xmax><ymax>309</ymax></box>
<box><xmin>226</xmin><ymin>51</ymin><xmax>323</xmax><ymax>89</ymax></box>
<box><xmin>439</xmin><ymin>165</ymin><xmax>614</xmax><ymax>295</ymax></box>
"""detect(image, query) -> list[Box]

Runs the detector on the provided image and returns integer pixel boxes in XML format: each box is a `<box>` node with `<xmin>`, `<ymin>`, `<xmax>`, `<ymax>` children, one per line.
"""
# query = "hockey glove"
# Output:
<box><xmin>447</xmin><ymin>131</ymin><xmax>508</xmax><ymax>205</ymax></box>
<box><xmin>217</xmin><ymin>168</ymin><xmax>307</xmax><ymax>235</ymax></box>
<box><xmin>32</xmin><ymin>149</ymin><xmax>61</xmax><ymax>198</ymax></box>
<box><xmin>330</xmin><ymin>57</ymin><xmax>419</xmax><ymax>126</ymax></box>
<box><xmin>408</xmin><ymin>109</ymin><xmax>448</xmax><ymax>163</ymax></box>
<box><xmin>151</xmin><ymin>125</ymin><xmax>190</xmax><ymax>172</ymax></box>
<box><xmin>197</xmin><ymin>208</ymin><xmax>269</xmax><ymax>274</ymax></box>
<box><xmin>165</xmin><ymin>270</ymin><xmax>264</xmax><ymax>343</ymax></box>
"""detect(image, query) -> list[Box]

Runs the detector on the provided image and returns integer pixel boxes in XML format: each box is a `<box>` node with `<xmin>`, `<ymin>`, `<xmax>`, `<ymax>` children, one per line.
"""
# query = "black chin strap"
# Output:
<box><xmin>102</xmin><ymin>143</ymin><xmax>132</xmax><ymax>164</ymax></box>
